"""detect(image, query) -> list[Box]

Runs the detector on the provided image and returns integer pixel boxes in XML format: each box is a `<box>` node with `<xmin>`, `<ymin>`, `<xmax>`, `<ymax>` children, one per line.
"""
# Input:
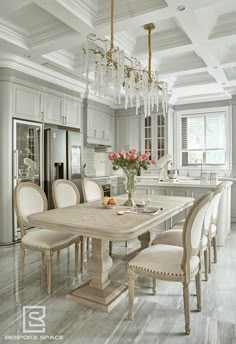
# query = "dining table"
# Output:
<box><xmin>28</xmin><ymin>194</ymin><xmax>194</xmax><ymax>312</ymax></box>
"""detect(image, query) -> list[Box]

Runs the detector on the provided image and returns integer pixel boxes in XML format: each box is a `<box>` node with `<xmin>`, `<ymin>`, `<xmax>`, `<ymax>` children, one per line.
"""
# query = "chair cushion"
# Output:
<box><xmin>128</xmin><ymin>244</ymin><xmax>199</xmax><ymax>277</ymax></box>
<box><xmin>172</xmin><ymin>219</ymin><xmax>185</xmax><ymax>229</ymax></box>
<box><xmin>22</xmin><ymin>229</ymin><xmax>79</xmax><ymax>250</ymax></box>
<box><xmin>153</xmin><ymin>230</ymin><xmax>208</xmax><ymax>251</ymax></box>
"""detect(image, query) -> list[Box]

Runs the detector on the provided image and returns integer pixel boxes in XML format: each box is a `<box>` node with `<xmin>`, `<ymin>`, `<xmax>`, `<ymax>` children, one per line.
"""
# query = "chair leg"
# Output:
<box><xmin>208</xmin><ymin>240</ymin><xmax>212</xmax><ymax>274</ymax></box>
<box><xmin>153</xmin><ymin>278</ymin><xmax>157</xmax><ymax>295</ymax></box>
<box><xmin>213</xmin><ymin>236</ymin><xmax>217</xmax><ymax>263</ymax></box>
<box><xmin>204</xmin><ymin>248</ymin><xmax>208</xmax><ymax>281</ymax></box>
<box><xmin>20</xmin><ymin>247</ymin><xmax>25</xmax><ymax>281</ymax></box>
<box><xmin>87</xmin><ymin>237</ymin><xmax>90</xmax><ymax>257</ymax></box>
<box><xmin>183</xmin><ymin>282</ymin><xmax>190</xmax><ymax>335</ymax></box>
<box><xmin>195</xmin><ymin>270</ymin><xmax>202</xmax><ymax>311</ymax></box>
<box><xmin>57</xmin><ymin>250</ymin><xmax>60</xmax><ymax>261</ymax></box>
<box><xmin>42</xmin><ymin>253</ymin><xmax>45</xmax><ymax>270</ymax></box>
<box><xmin>128</xmin><ymin>268</ymin><xmax>135</xmax><ymax>320</ymax></box>
<box><xmin>125</xmin><ymin>241</ymin><xmax>128</xmax><ymax>248</ymax></box>
<box><xmin>75</xmin><ymin>241</ymin><xmax>80</xmax><ymax>276</ymax></box>
<box><xmin>46</xmin><ymin>251</ymin><xmax>53</xmax><ymax>295</ymax></box>
<box><xmin>109</xmin><ymin>241</ymin><xmax>112</xmax><ymax>256</ymax></box>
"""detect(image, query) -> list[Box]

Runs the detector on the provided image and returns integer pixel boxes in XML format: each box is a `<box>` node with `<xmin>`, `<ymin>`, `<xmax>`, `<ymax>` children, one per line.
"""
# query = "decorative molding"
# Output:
<box><xmin>0</xmin><ymin>18</ymin><xmax>29</xmax><ymax>50</ymax></box>
<box><xmin>209</xmin><ymin>11</ymin><xmax>236</xmax><ymax>40</ymax></box>
<box><xmin>43</xmin><ymin>50</ymin><xmax>76</xmax><ymax>70</ymax></box>
<box><xmin>30</xmin><ymin>21</ymin><xmax>77</xmax><ymax>47</ymax></box>
<box><xmin>96</xmin><ymin>0</ymin><xmax>167</xmax><ymax>26</ymax></box>
<box><xmin>57</xmin><ymin>0</ymin><xmax>97</xmax><ymax>27</ymax></box>
<box><xmin>174</xmin><ymin>72</ymin><xmax>216</xmax><ymax>88</ymax></box>
<box><xmin>135</xmin><ymin>28</ymin><xmax>191</xmax><ymax>55</ymax></box>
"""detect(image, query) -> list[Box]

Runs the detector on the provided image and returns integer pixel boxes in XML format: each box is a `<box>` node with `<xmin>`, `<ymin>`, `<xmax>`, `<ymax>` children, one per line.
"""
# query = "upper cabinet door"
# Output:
<box><xmin>116</xmin><ymin>115</ymin><xmax>141</xmax><ymax>152</ymax></box>
<box><xmin>44</xmin><ymin>92</ymin><xmax>63</xmax><ymax>125</ymax></box>
<box><xmin>64</xmin><ymin>98</ymin><xmax>82</xmax><ymax>129</ymax></box>
<box><xmin>13</xmin><ymin>84</ymin><xmax>42</xmax><ymax>121</ymax></box>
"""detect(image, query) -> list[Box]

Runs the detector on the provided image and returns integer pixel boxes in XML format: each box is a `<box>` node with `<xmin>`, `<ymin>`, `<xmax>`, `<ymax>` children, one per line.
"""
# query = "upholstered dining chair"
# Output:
<box><xmin>128</xmin><ymin>191</ymin><xmax>213</xmax><ymax>335</ymax></box>
<box><xmin>82</xmin><ymin>178</ymin><xmax>113</xmax><ymax>256</ymax></box>
<box><xmin>14</xmin><ymin>182</ymin><xmax>81</xmax><ymax>295</ymax></box>
<box><xmin>152</xmin><ymin>191</ymin><xmax>214</xmax><ymax>281</ymax></box>
<box><xmin>162</xmin><ymin>183</ymin><xmax>225</xmax><ymax>274</ymax></box>
<box><xmin>52</xmin><ymin>179</ymin><xmax>84</xmax><ymax>272</ymax></box>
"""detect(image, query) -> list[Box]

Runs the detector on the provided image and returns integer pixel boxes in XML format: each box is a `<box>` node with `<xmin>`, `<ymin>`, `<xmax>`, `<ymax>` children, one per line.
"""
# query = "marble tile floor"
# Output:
<box><xmin>0</xmin><ymin>227</ymin><xmax>236</xmax><ymax>344</ymax></box>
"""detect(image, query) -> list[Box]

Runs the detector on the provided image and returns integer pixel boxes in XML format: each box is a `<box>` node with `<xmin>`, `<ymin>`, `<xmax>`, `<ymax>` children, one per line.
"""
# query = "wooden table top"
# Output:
<box><xmin>27</xmin><ymin>195</ymin><xmax>194</xmax><ymax>241</ymax></box>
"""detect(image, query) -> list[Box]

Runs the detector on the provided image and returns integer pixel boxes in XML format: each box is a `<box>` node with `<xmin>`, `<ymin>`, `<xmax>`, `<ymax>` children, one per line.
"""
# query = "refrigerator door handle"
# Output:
<box><xmin>13</xmin><ymin>149</ymin><xmax>19</xmax><ymax>181</ymax></box>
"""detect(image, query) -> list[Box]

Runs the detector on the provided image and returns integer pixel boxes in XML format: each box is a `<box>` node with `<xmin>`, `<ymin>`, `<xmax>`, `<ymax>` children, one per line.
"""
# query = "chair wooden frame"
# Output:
<box><xmin>128</xmin><ymin>191</ymin><xmax>213</xmax><ymax>335</ymax></box>
<box><xmin>52</xmin><ymin>179</ymin><xmax>85</xmax><ymax>272</ymax></box>
<box><xmin>14</xmin><ymin>182</ymin><xmax>81</xmax><ymax>294</ymax></box>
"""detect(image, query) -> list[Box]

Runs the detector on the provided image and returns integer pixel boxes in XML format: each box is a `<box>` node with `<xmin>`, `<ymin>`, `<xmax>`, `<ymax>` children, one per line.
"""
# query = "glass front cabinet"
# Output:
<box><xmin>142</xmin><ymin>112</ymin><xmax>167</xmax><ymax>161</ymax></box>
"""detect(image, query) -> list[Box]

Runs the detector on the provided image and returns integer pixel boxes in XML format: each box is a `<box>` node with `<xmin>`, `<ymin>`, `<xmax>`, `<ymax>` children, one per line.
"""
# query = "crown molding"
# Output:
<box><xmin>0</xmin><ymin>18</ymin><xmax>29</xmax><ymax>50</ymax></box>
<box><xmin>30</xmin><ymin>21</ymin><xmax>77</xmax><ymax>48</ymax></box>
<box><xmin>58</xmin><ymin>0</ymin><xmax>97</xmax><ymax>27</ymax></box>
<box><xmin>43</xmin><ymin>50</ymin><xmax>76</xmax><ymax>70</ymax></box>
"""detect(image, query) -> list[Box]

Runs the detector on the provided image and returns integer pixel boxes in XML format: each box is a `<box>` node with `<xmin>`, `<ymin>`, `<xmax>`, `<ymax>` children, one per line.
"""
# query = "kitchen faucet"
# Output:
<box><xmin>195</xmin><ymin>159</ymin><xmax>203</xmax><ymax>176</ymax></box>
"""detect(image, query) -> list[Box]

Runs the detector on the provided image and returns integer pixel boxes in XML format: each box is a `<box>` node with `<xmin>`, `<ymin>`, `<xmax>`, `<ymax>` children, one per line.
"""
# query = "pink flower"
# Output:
<box><xmin>119</xmin><ymin>150</ymin><xmax>125</xmax><ymax>156</ymax></box>
<box><xmin>146</xmin><ymin>152</ymin><xmax>151</xmax><ymax>157</ymax></box>
<box><xmin>113</xmin><ymin>153</ymin><xmax>119</xmax><ymax>160</ymax></box>
<box><xmin>138</xmin><ymin>156</ymin><xmax>143</xmax><ymax>162</ymax></box>
<box><xmin>108</xmin><ymin>153</ymin><xmax>114</xmax><ymax>160</ymax></box>
<box><xmin>142</xmin><ymin>154</ymin><xmax>147</xmax><ymax>160</ymax></box>
<box><xmin>126</xmin><ymin>154</ymin><xmax>131</xmax><ymax>160</ymax></box>
<box><xmin>130</xmin><ymin>154</ymin><xmax>137</xmax><ymax>159</ymax></box>
<box><xmin>129</xmin><ymin>149</ymin><xmax>137</xmax><ymax>155</ymax></box>
<box><xmin>151</xmin><ymin>159</ymin><xmax>157</xmax><ymax>164</ymax></box>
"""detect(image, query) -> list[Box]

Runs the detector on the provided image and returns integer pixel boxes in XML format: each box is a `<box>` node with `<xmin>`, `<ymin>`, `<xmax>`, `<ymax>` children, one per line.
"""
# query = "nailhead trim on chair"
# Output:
<box><xmin>128</xmin><ymin>264</ymin><xmax>199</xmax><ymax>276</ymax></box>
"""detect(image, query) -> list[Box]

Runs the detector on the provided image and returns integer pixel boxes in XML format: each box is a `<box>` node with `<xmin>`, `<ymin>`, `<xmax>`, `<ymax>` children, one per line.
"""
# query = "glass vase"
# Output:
<box><xmin>123</xmin><ymin>170</ymin><xmax>136</xmax><ymax>206</ymax></box>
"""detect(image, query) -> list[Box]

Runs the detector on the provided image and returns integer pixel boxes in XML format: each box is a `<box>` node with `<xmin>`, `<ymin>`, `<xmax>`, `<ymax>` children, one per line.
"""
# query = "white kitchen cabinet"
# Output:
<box><xmin>86</xmin><ymin>108</ymin><xmax>111</xmax><ymax>145</ymax></box>
<box><xmin>116</xmin><ymin>115</ymin><xmax>142</xmax><ymax>152</ymax></box>
<box><xmin>64</xmin><ymin>98</ymin><xmax>82</xmax><ymax>129</ymax></box>
<box><xmin>13</xmin><ymin>84</ymin><xmax>42</xmax><ymax>121</ymax></box>
<box><xmin>44</xmin><ymin>91</ymin><xmax>82</xmax><ymax>128</ymax></box>
<box><xmin>44</xmin><ymin>91</ymin><xmax>63</xmax><ymax>125</ymax></box>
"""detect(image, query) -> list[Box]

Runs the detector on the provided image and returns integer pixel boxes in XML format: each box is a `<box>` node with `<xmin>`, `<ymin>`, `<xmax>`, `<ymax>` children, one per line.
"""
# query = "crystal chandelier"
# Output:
<box><xmin>83</xmin><ymin>0</ymin><xmax>168</xmax><ymax>117</ymax></box>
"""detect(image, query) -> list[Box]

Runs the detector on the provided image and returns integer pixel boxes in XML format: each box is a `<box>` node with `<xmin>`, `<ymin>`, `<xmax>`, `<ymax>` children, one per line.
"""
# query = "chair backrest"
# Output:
<box><xmin>211</xmin><ymin>183</ymin><xmax>224</xmax><ymax>224</ymax></box>
<box><xmin>82</xmin><ymin>178</ymin><xmax>104</xmax><ymax>202</ymax></box>
<box><xmin>203</xmin><ymin>182</ymin><xmax>225</xmax><ymax>234</ymax></box>
<box><xmin>52</xmin><ymin>179</ymin><xmax>80</xmax><ymax>208</ymax></box>
<box><xmin>14</xmin><ymin>182</ymin><xmax>48</xmax><ymax>236</ymax></box>
<box><xmin>182</xmin><ymin>191</ymin><xmax>213</xmax><ymax>280</ymax></box>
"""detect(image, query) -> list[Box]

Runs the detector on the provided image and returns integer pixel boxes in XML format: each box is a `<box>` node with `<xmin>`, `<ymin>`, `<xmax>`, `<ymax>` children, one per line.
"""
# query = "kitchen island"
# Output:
<box><xmin>136</xmin><ymin>178</ymin><xmax>232</xmax><ymax>246</ymax></box>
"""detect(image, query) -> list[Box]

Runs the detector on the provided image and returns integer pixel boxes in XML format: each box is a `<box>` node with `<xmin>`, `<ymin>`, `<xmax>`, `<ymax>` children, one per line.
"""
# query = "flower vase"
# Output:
<box><xmin>123</xmin><ymin>170</ymin><xmax>136</xmax><ymax>206</ymax></box>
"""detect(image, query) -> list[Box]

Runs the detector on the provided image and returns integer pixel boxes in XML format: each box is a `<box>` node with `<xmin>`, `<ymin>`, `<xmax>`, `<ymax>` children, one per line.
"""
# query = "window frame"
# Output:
<box><xmin>174</xmin><ymin>106</ymin><xmax>232</xmax><ymax>170</ymax></box>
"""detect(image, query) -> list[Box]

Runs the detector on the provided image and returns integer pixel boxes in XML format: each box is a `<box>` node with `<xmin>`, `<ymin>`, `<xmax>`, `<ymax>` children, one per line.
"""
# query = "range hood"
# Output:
<box><xmin>94</xmin><ymin>145</ymin><xmax>112</xmax><ymax>152</ymax></box>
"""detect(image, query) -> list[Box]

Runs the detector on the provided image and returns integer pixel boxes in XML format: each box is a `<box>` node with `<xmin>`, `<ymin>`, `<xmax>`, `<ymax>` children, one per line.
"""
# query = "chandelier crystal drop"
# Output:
<box><xmin>82</xmin><ymin>0</ymin><xmax>168</xmax><ymax>117</ymax></box>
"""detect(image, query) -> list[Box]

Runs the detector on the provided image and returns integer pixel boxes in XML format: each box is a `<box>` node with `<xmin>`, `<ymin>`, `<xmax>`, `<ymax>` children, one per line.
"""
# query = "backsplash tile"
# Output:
<box><xmin>83</xmin><ymin>147</ymin><xmax>112</xmax><ymax>177</ymax></box>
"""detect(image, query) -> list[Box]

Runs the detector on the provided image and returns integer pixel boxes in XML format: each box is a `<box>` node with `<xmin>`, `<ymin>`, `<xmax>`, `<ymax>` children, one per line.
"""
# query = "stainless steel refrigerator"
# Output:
<box><xmin>44</xmin><ymin>128</ymin><xmax>83</xmax><ymax>208</ymax></box>
<box><xmin>13</xmin><ymin>119</ymin><xmax>43</xmax><ymax>241</ymax></box>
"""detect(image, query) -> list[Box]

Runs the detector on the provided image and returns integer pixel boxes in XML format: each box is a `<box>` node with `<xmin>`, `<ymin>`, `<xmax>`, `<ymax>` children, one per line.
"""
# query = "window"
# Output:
<box><xmin>179</xmin><ymin>108</ymin><xmax>231</xmax><ymax>168</ymax></box>
<box><xmin>144</xmin><ymin>113</ymin><xmax>165</xmax><ymax>160</ymax></box>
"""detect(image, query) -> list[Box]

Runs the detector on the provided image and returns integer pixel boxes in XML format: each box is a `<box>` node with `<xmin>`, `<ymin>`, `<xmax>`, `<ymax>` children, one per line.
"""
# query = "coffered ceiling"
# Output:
<box><xmin>0</xmin><ymin>0</ymin><xmax>236</xmax><ymax>105</ymax></box>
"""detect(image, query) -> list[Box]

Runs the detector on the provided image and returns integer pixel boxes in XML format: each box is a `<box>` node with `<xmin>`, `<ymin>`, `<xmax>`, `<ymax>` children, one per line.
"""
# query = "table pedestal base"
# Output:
<box><xmin>66</xmin><ymin>282</ymin><xmax>128</xmax><ymax>312</ymax></box>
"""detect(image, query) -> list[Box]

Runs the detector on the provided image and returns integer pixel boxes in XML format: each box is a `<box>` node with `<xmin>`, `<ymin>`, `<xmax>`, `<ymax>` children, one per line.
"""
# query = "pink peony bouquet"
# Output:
<box><xmin>108</xmin><ymin>149</ymin><xmax>156</xmax><ymax>173</ymax></box>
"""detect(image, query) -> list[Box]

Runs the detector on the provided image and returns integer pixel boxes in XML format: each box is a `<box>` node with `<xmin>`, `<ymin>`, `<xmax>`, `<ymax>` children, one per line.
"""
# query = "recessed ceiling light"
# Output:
<box><xmin>177</xmin><ymin>5</ymin><xmax>186</xmax><ymax>12</ymax></box>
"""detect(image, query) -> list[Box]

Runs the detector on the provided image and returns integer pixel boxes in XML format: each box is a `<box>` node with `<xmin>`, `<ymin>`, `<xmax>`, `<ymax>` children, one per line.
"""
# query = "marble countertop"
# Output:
<box><xmin>136</xmin><ymin>179</ymin><xmax>232</xmax><ymax>188</ymax></box>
